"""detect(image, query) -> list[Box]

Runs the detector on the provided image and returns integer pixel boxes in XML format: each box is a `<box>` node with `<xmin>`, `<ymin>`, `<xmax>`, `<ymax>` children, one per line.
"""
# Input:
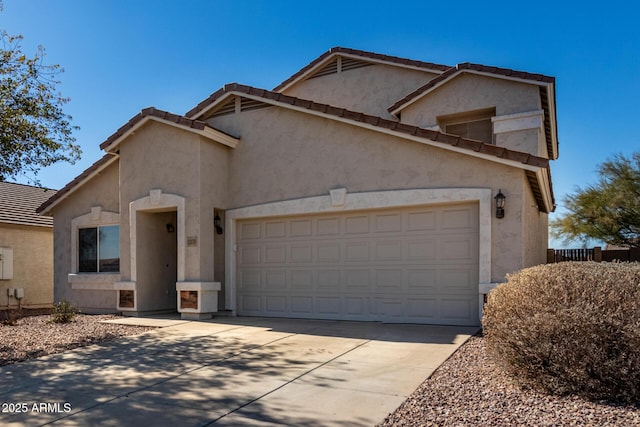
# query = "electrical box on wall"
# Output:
<box><xmin>0</xmin><ymin>247</ymin><xmax>14</xmax><ymax>280</ymax></box>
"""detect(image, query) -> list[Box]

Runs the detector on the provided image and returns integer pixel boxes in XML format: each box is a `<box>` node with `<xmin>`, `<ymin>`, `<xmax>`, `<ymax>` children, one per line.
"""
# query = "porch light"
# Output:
<box><xmin>495</xmin><ymin>189</ymin><xmax>506</xmax><ymax>219</ymax></box>
<box><xmin>214</xmin><ymin>214</ymin><xmax>223</xmax><ymax>235</ymax></box>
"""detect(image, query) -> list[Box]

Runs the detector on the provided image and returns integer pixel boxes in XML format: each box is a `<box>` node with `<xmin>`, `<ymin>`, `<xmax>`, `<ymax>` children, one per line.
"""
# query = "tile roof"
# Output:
<box><xmin>186</xmin><ymin>83</ymin><xmax>549</xmax><ymax>169</ymax></box>
<box><xmin>388</xmin><ymin>62</ymin><xmax>555</xmax><ymax>114</ymax></box>
<box><xmin>99</xmin><ymin>107</ymin><xmax>234</xmax><ymax>151</ymax></box>
<box><xmin>0</xmin><ymin>181</ymin><xmax>57</xmax><ymax>227</ymax></box>
<box><xmin>273</xmin><ymin>46</ymin><xmax>451</xmax><ymax>92</ymax></box>
<box><xmin>37</xmin><ymin>154</ymin><xmax>117</xmax><ymax>215</ymax></box>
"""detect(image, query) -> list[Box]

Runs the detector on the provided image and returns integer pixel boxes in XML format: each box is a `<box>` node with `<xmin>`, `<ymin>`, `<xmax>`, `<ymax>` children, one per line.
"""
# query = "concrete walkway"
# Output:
<box><xmin>0</xmin><ymin>317</ymin><xmax>478</xmax><ymax>426</ymax></box>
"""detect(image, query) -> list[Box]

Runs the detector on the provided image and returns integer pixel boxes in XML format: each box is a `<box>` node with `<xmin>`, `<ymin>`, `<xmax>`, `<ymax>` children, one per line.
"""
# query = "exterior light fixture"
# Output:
<box><xmin>495</xmin><ymin>189</ymin><xmax>506</xmax><ymax>219</ymax></box>
<box><xmin>166</xmin><ymin>223</ymin><xmax>175</xmax><ymax>233</ymax></box>
<box><xmin>214</xmin><ymin>214</ymin><xmax>223</xmax><ymax>235</ymax></box>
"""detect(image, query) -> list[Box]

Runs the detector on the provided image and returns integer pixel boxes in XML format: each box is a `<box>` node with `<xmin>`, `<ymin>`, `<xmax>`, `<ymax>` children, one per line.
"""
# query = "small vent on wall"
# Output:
<box><xmin>309</xmin><ymin>58</ymin><xmax>339</xmax><ymax>79</ymax></box>
<box><xmin>308</xmin><ymin>56</ymin><xmax>374</xmax><ymax>80</ymax></box>
<box><xmin>340</xmin><ymin>57</ymin><xmax>373</xmax><ymax>72</ymax></box>
<box><xmin>210</xmin><ymin>97</ymin><xmax>237</xmax><ymax>118</ymax></box>
<box><xmin>240</xmin><ymin>97</ymin><xmax>271</xmax><ymax>112</ymax></box>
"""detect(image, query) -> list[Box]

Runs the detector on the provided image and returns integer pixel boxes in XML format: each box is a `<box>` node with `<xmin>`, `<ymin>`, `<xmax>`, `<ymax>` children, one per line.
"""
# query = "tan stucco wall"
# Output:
<box><xmin>0</xmin><ymin>223</ymin><xmax>53</xmax><ymax>309</ymax></box>
<box><xmin>283</xmin><ymin>63</ymin><xmax>438</xmax><ymax>119</ymax></box>
<box><xmin>522</xmin><ymin>175</ymin><xmax>549</xmax><ymax>268</ymax></box>
<box><xmin>50</xmin><ymin>160</ymin><xmax>120</xmax><ymax>312</ymax></box>
<box><xmin>117</xmin><ymin>121</ymin><xmax>230</xmax><ymax>286</ymax></box>
<box><xmin>209</xmin><ymin>105</ymin><xmax>536</xmax><ymax>281</ymax></box>
<box><xmin>400</xmin><ymin>74</ymin><xmax>544</xmax><ymax>158</ymax></box>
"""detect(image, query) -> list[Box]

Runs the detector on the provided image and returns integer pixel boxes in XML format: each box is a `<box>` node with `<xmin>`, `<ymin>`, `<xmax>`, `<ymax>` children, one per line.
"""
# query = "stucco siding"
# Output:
<box><xmin>401</xmin><ymin>74</ymin><xmax>541</xmax><ymax>127</ymax></box>
<box><xmin>49</xmin><ymin>160</ymin><xmax>120</xmax><ymax>312</ymax></box>
<box><xmin>0</xmin><ymin>223</ymin><xmax>53</xmax><ymax>309</ymax></box>
<box><xmin>210</xmin><ymin>105</ymin><xmax>527</xmax><ymax>282</ymax></box>
<box><xmin>283</xmin><ymin>63</ymin><xmax>438</xmax><ymax>119</ymax></box>
<box><xmin>522</xmin><ymin>176</ymin><xmax>549</xmax><ymax>268</ymax></box>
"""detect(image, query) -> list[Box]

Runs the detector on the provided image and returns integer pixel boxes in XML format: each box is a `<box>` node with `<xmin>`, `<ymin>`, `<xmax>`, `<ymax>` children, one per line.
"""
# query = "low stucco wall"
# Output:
<box><xmin>0</xmin><ymin>223</ymin><xmax>53</xmax><ymax>309</ymax></box>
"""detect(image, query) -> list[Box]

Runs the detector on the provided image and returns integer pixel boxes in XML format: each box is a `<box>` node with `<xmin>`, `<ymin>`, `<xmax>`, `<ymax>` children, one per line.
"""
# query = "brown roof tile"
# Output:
<box><xmin>1</xmin><ymin>181</ymin><xmax>57</xmax><ymax>227</ymax></box>
<box><xmin>388</xmin><ymin>62</ymin><xmax>555</xmax><ymax>114</ymax></box>
<box><xmin>36</xmin><ymin>154</ymin><xmax>116</xmax><ymax>215</ymax></box>
<box><xmin>99</xmin><ymin>107</ymin><xmax>217</xmax><ymax>151</ymax></box>
<box><xmin>187</xmin><ymin>83</ymin><xmax>549</xmax><ymax>170</ymax></box>
<box><xmin>272</xmin><ymin>47</ymin><xmax>451</xmax><ymax>92</ymax></box>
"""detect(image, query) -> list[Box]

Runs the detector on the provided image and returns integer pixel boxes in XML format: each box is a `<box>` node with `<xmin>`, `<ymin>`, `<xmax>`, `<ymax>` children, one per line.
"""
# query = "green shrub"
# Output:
<box><xmin>483</xmin><ymin>262</ymin><xmax>640</xmax><ymax>403</ymax></box>
<box><xmin>49</xmin><ymin>300</ymin><xmax>79</xmax><ymax>324</ymax></box>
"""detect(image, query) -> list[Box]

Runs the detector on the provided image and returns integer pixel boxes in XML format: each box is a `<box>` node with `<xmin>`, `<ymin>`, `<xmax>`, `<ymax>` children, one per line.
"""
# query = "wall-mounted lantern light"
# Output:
<box><xmin>214</xmin><ymin>214</ymin><xmax>223</xmax><ymax>235</ymax></box>
<box><xmin>495</xmin><ymin>189</ymin><xmax>506</xmax><ymax>219</ymax></box>
<box><xmin>166</xmin><ymin>223</ymin><xmax>175</xmax><ymax>233</ymax></box>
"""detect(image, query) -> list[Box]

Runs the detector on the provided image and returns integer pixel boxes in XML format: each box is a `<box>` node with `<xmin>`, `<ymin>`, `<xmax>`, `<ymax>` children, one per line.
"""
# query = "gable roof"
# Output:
<box><xmin>37</xmin><ymin>154</ymin><xmax>117</xmax><ymax>216</ymax></box>
<box><xmin>388</xmin><ymin>62</ymin><xmax>559</xmax><ymax>160</ymax></box>
<box><xmin>100</xmin><ymin>107</ymin><xmax>239</xmax><ymax>152</ymax></box>
<box><xmin>273</xmin><ymin>46</ymin><xmax>451</xmax><ymax>93</ymax></box>
<box><xmin>187</xmin><ymin>83</ymin><xmax>548</xmax><ymax>169</ymax></box>
<box><xmin>1</xmin><ymin>181</ymin><xmax>57</xmax><ymax>227</ymax></box>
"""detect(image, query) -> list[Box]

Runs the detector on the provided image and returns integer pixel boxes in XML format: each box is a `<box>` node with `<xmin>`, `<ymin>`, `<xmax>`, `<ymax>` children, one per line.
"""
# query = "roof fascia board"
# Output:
<box><xmin>102</xmin><ymin>115</ymin><xmax>238</xmax><ymax>153</ymax></box>
<box><xmin>535</xmin><ymin>167</ymin><xmax>554</xmax><ymax>213</ymax></box>
<box><xmin>390</xmin><ymin>69</ymin><xmax>553</xmax><ymax>116</ymax></box>
<box><xmin>0</xmin><ymin>220</ymin><xmax>53</xmax><ymax>228</ymax></box>
<box><xmin>546</xmin><ymin>83</ymin><xmax>559</xmax><ymax>160</ymax></box>
<box><xmin>228</xmin><ymin>90</ymin><xmax>545</xmax><ymax>173</ymax></box>
<box><xmin>38</xmin><ymin>155</ymin><xmax>118</xmax><ymax>216</ymax></box>
<box><xmin>190</xmin><ymin>92</ymin><xmax>236</xmax><ymax>121</ymax></box>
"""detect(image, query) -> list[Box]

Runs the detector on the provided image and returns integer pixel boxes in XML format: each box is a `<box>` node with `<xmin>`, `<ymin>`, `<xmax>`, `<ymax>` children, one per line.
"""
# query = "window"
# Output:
<box><xmin>79</xmin><ymin>225</ymin><xmax>119</xmax><ymax>273</ymax></box>
<box><xmin>438</xmin><ymin>107</ymin><xmax>496</xmax><ymax>145</ymax></box>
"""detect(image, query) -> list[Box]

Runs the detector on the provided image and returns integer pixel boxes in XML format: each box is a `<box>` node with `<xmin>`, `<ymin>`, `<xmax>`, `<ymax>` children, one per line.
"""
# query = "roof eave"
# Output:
<box><xmin>101</xmin><ymin>115</ymin><xmax>238</xmax><ymax>153</ymax></box>
<box><xmin>211</xmin><ymin>87</ymin><xmax>548</xmax><ymax>172</ymax></box>
<box><xmin>37</xmin><ymin>154</ymin><xmax>118</xmax><ymax>216</ymax></box>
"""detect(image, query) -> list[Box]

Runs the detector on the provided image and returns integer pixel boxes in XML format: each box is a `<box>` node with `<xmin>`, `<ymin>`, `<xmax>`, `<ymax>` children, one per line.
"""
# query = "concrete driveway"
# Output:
<box><xmin>0</xmin><ymin>317</ymin><xmax>477</xmax><ymax>426</ymax></box>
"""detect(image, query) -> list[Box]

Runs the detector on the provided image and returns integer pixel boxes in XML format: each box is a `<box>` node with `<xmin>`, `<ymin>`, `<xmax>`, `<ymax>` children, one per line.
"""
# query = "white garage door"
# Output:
<box><xmin>236</xmin><ymin>203</ymin><xmax>479</xmax><ymax>325</ymax></box>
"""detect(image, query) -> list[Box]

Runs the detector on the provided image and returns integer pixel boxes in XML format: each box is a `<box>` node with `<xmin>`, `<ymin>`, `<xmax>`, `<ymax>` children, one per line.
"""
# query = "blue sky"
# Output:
<box><xmin>2</xmin><ymin>0</ymin><xmax>639</xmax><ymax>247</ymax></box>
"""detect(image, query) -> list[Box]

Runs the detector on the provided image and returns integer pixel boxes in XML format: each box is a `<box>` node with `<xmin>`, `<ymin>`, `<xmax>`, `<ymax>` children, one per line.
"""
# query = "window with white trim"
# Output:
<box><xmin>438</xmin><ymin>107</ymin><xmax>496</xmax><ymax>144</ymax></box>
<box><xmin>78</xmin><ymin>225</ymin><xmax>120</xmax><ymax>273</ymax></box>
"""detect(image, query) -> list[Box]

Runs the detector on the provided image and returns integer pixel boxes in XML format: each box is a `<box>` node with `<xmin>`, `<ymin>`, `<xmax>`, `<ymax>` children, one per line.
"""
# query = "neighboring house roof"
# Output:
<box><xmin>37</xmin><ymin>154</ymin><xmax>117</xmax><ymax>216</ymax></box>
<box><xmin>100</xmin><ymin>107</ymin><xmax>239</xmax><ymax>152</ymax></box>
<box><xmin>0</xmin><ymin>181</ymin><xmax>57</xmax><ymax>227</ymax></box>
<box><xmin>273</xmin><ymin>46</ymin><xmax>451</xmax><ymax>93</ymax></box>
<box><xmin>387</xmin><ymin>62</ymin><xmax>559</xmax><ymax>160</ymax></box>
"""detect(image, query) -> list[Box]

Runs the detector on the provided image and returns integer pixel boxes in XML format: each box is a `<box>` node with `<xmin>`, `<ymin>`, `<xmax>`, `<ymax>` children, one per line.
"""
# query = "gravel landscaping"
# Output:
<box><xmin>2</xmin><ymin>314</ymin><xmax>638</xmax><ymax>425</ymax></box>
<box><xmin>379</xmin><ymin>335</ymin><xmax>640</xmax><ymax>426</ymax></box>
<box><xmin>0</xmin><ymin>313</ymin><xmax>155</xmax><ymax>367</ymax></box>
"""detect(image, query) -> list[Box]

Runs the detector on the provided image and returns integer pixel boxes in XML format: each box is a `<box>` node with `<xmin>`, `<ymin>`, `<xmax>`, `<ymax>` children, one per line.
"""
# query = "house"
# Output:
<box><xmin>37</xmin><ymin>47</ymin><xmax>558</xmax><ymax>326</ymax></box>
<box><xmin>1</xmin><ymin>182</ymin><xmax>57</xmax><ymax>312</ymax></box>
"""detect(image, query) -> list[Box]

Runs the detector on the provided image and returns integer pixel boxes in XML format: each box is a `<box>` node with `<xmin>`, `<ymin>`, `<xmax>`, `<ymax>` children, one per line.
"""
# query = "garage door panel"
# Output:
<box><xmin>407</xmin><ymin>239</ymin><xmax>437</xmax><ymax>261</ymax></box>
<box><xmin>237</xmin><ymin>203</ymin><xmax>479</xmax><ymax>325</ymax></box>
<box><xmin>317</xmin><ymin>242</ymin><xmax>340</xmax><ymax>262</ymax></box>
<box><xmin>318</xmin><ymin>270</ymin><xmax>341</xmax><ymax>289</ymax></box>
<box><xmin>374</xmin><ymin>213</ymin><xmax>403</xmax><ymax>232</ymax></box>
<box><xmin>265</xmin><ymin>245</ymin><xmax>286</xmax><ymax>263</ymax></box>
<box><xmin>407</xmin><ymin>269</ymin><xmax>437</xmax><ymax>290</ymax></box>
<box><xmin>265</xmin><ymin>271</ymin><xmax>287</xmax><ymax>290</ymax></box>
<box><xmin>290</xmin><ymin>245</ymin><xmax>312</xmax><ymax>262</ymax></box>
<box><xmin>405</xmin><ymin>298</ymin><xmax>438</xmax><ymax>319</ymax></box>
<box><xmin>317</xmin><ymin>297</ymin><xmax>341</xmax><ymax>314</ymax></box>
<box><xmin>291</xmin><ymin>219</ymin><xmax>312</xmax><ymax>237</ymax></box>
<box><xmin>290</xmin><ymin>270</ymin><xmax>313</xmax><ymax>290</ymax></box>
<box><xmin>265</xmin><ymin>221</ymin><xmax>286</xmax><ymax>238</ymax></box>
<box><xmin>407</xmin><ymin>211</ymin><xmax>437</xmax><ymax>231</ymax></box>
<box><xmin>345</xmin><ymin>242</ymin><xmax>370</xmax><ymax>262</ymax></box>
<box><xmin>344</xmin><ymin>270</ymin><xmax>370</xmax><ymax>289</ymax></box>
<box><xmin>375</xmin><ymin>240</ymin><xmax>403</xmax><ymax>260</ymax></box>
<box><xmin>440</xmin><ymin>298</ymin><xmax>475</xmax><ymax>322</ymax></box>
<box><xmin>345</xmin><ymin>215</ymin><xmax>370</xmax><ymax>234</ymax></box>
<box><xmin>375</xmin><ymin>269</ymin><xmax>403</xmax><ymax>290</ymax></box>
<box><xmin>240</xmin><ymin>222</ymin><xmax>262</xmax><ymax>240</ymax></box>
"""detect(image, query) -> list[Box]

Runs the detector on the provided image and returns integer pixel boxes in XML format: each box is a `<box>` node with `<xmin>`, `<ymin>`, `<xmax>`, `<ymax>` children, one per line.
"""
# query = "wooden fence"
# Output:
<box><xmin>547</xmin><ymin>247</ymin><xmax>640</xmax><ymax>263</ymax></box>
